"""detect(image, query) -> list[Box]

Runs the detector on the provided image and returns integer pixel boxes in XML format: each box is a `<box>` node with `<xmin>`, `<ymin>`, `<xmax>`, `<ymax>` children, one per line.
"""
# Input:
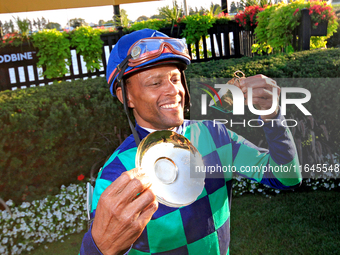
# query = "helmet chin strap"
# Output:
<box><xmin>115</xmin><ymin>55</ymin><xmax>141</xmax><ymax>147</ymax></box>
<box><xmin>120</xmin><ymin>79</ymin><xmax>141</xmax><ymax>147</ymax></box>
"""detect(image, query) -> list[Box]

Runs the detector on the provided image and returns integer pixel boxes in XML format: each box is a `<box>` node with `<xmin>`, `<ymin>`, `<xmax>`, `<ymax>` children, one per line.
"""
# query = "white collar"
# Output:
<box><xmin>141</xmin><ymin>126</ymin><xmax>177</xmax><ymax>133</ymax></box>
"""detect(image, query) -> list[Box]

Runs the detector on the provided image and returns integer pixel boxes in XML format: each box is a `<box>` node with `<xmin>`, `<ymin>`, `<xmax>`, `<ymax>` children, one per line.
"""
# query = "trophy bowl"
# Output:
<box><xmin>136</xmin><ymin>130</ymin><xmax>205</xmax><ymax>208</ymax></box>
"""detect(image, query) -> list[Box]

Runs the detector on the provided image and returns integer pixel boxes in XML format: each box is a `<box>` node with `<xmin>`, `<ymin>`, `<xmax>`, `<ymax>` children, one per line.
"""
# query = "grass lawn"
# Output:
<box><xmin>27</xmin><ymin>191</ymin><xmax>339</xmax><ymax>255</ymax></box>
<box><xmin>230</xmin><ymin>191</ymin><xmax>340</xmax><ymax>255</ymax></box>
<box><xmin>27</xmin><ymin>230</ymin><xmax>86</xmax><ymax>255</ymax></box>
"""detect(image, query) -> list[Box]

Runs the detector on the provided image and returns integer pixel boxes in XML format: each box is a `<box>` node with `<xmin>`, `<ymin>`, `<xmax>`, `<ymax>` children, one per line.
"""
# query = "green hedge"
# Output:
<box><xmin>0</xmin><ymin>78</ymin><xmax>130</xmax><ymax>203</ymax></box>
<box><xmin>1</xmin><ymin>48</ymin><xmax>340</xmax><ymax>203</ymax></box>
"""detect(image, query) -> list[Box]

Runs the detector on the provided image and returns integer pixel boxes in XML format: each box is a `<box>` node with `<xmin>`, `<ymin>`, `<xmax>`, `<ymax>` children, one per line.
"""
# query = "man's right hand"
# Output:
<box><xmin>91</xmin><ymin>168</ymin><xmax>158</xmax><ymax>255</ymax></box>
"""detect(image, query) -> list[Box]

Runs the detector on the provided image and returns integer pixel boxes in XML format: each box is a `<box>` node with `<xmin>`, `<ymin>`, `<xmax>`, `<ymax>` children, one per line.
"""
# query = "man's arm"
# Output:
<box><xmin>231</xmin><ymin>74</ymin><xmax>302</xmax><ymax>188</ymax></box>
<box><xmin>228</xmin><ymin>110</ymin><xmax>302</xmax><ymax>189</ymax></box>
<box><xmin>80</xmin><ymin>168</ymin><xmax>158</xmax><ymax>255</ymax></box>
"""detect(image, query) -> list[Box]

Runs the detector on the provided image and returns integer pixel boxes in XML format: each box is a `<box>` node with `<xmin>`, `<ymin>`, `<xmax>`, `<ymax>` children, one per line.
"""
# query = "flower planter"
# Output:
<box><xmin>311</xmin><ymin>21</ymin><xmax>328</xmax><ymax>36</ymax></box>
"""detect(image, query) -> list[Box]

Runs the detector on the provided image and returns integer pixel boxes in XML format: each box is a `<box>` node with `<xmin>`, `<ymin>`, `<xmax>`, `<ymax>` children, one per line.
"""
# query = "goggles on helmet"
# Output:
<box><xmin>128</xmin><ymin>37</ymin><xmax>190</xmax><ymax>67</ymax></box>
<box><xmin>108</xmin><ymin>37</ymin><xmax>191</xmax><ymax>88</ymax></box>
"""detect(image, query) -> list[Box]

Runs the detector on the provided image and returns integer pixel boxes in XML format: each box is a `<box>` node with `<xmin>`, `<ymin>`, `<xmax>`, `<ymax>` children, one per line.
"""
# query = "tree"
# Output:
<box><xmin>46</xmin><ymin>22</ymin><xmax>61</xmax><ymax>30</ymax></box>
<box><xmin>188</xmin><ymin>7</ymin><xmax>196</xmax><ymax>15</ymax></box>
<box><xmin>114</xmin><ymin>9</ymin><xmax>131</xmax><ymax>27</ymax></box>
<box><xmin>98</xmin><ymin>20</ymin><xmax>106</xmax><ymax>26</ymax></box>
<box><xmin>13</xmin><ymin>16</ymin><xmax>30</xmax><ymax>35</ymax></box>
<box><xmin>29</xmin><ymin>20</ymin><xmax>33</xmax><ymax>32</ymax></box>
<box><xmin>230</xmin><ymin>1</ymin><xmax>243</xmax><ymax>13</ymax></box>
<box><xmin>98</xmin><ymin>19</ymin><xmax>114</xmax><ymax>27</ymax></box>
<box><xmin>188</xmin><ymin>6</ymin><xmax>206</xmax><ymax>15</ymax></box>
<box><xmin>121</xmin><ymin>9</ymin><xmax>131</xmax><ymax>27</ymax></box>
<box><xmin>0</xmin><ymin>21</ymin><xmax>3</xmax><ymax>38</ymax></box>
<box><xmin>240</xmin><ymin>0</ymin><xmax>272</xmax><ymax>8</ymax></box>
<box><xmin>136</xmin><ymin>15</ymin><xmax>149</xmax><ymax>22</ymax></box>
<box><xmin>69</xmin><ymin>18</ymin><xmax>88</xmax><ymax>28</ymax></box>
<box><xmin>41</xmin><ymin>17</ymin><xmax>47</xmax><ymax>29</ymax></box>
<box><xmin>230</xmin><ymin>1</ymin><xmax>236</xmax><ymax>12</ymax></box>
<box><xmin>3</xmin><ymin>21</ymin><xmax>11</xmax><ymax>34</ymax></box>
<box><xmin>150</xmin><ymin>14</ymin><xmax>165</xmax><ymax>19</ymax></box>
<box><xmin>33</xmin><ymin>18</ymin><xmax>42</xmax><ymax>31</ymax></box>
<box><xmin>158</xmin><ymin>1</ymin><xmax>183</xmax><ymax>22</ymax></box>
<box><xmin>9</xmin><ymin>20</ymin><xmax>14</xmax><ymax>33</ymax></box>
<box><xmin>208</xmin><ymin>3</ymin><xmax>222</xmax><ymax>16</ymax></box>
<box><xmin>106</xmin><ymin>20</ymin><xmax>115</xmax><ymax>26</ymax></box>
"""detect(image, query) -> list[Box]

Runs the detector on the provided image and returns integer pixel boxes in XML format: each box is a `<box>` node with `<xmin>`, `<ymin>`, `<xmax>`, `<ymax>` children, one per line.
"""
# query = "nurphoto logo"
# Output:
<box><xmin>200</xmin><ymin>82</ymin><xmax>312</xmax><ymax>128</ymax></box>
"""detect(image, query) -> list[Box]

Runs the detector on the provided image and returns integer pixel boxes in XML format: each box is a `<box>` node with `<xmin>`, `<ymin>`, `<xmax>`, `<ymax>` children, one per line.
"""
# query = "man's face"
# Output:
<box><xmin>125</xmin><ymin>64</ymin><xmax>185</xmax><ymax>130</ymax></box>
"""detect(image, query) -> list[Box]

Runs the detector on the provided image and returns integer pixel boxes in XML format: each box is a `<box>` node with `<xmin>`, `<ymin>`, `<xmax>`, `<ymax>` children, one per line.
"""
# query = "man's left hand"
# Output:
<box><xmin>239</xmin><ymin>74</ymin><xmax>280</xmax><ymax>121</ymax></box>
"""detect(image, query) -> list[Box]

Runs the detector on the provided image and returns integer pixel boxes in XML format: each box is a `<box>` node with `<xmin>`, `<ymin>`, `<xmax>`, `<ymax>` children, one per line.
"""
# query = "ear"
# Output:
<box><xmin>116</xmin><ymin>87</ymin><xmax>124</xmax><ymax>104</ymax></box>
<box><xmin>116</xmin><ymin>86</ymin><xmax>135</xmax><ymax>108</ymax></box>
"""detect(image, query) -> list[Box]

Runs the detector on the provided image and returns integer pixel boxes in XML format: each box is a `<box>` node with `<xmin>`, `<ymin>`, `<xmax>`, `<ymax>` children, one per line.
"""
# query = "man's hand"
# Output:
<box><xmin>239</xmin><ymin>74</ymin><xmax>281</xmax><ymax>121</ymax></box>
<box><xmin>92</xmin><ymin>168</ymin><xmax>158</xmax><ymax>255</ymax></box>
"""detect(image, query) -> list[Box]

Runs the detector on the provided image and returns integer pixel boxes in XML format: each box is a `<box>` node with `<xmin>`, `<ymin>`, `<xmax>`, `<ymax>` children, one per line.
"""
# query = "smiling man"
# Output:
<box><xmin>80</xmin><ymin>29</ymin><xmax>302</xmax><ymax>255</ymax></box>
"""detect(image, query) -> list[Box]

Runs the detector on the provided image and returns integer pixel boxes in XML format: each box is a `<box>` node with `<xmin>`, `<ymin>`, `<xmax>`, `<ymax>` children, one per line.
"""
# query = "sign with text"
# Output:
<box><xmin>0</xmin><ymin>45</ymin><xmax>38</xmax><ymax>68</ymax></box>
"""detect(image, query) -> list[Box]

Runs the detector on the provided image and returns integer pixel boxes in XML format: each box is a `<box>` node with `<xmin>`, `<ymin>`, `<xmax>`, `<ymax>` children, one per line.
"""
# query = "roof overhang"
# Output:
<box><xmin>0</xmin><ymin>0</ymin><xmax>160</xmax><ymax>14</ymax></box>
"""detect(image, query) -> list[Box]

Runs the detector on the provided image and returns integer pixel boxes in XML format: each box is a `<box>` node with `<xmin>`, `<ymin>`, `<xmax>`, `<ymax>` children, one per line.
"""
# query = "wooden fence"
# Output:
<box><xmin>0</xmin><ymin>29</ymin><xmax>124</xmax><ymax>92</ymax></box>
<box><xmin>0</xmin><ymin>21</ymin><xmax>255</xmax><ymax>92</ymax></box>
<box><xmin>0</xmin><ymin>44</ymin><xmax>110</xmax><ymax>92</ymax></box>
<box><xmin>0</xmin><ymin>15</ymin><xmax>321</xmax><ymax>92</ymax></box>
